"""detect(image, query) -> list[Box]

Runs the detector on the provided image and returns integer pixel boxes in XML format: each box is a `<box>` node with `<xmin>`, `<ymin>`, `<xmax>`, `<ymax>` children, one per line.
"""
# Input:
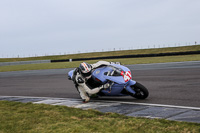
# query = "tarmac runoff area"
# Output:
<box><xmin>1</xmin><ymin>96</ymin><xmax>200</xmax><ymax>124</ymax></box>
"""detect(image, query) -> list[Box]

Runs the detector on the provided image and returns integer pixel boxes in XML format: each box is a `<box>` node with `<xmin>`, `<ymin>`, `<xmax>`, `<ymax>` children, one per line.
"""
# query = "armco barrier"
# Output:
<box><xmin>0</xmin><ymin>60</ymin><xmax>51</xmax><ymax>66</ymax></box>
<box><xmin>51</xmin><ymin>51</ymin><xmax>200</xmax><ymax>63</ymax></box>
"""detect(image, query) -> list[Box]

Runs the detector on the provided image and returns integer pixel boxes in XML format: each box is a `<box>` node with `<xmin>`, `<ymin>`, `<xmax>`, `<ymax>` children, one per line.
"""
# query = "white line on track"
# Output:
<box><xmin>93</xmin><ymin>99</ymin><xmax>200</xmax><ymax>110</ymax></box>
<box><xmin>1</xmin><ymin>95</ymin><xmax>200</xmax><ymax>110</ymax></box>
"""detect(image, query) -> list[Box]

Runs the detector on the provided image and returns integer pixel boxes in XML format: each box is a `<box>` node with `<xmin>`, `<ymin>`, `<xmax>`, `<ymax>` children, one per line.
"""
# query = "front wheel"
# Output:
<box><xmin>131</xmin><ymin>82</ymin><xmax>149</xmax><ymax>99</ymax></box>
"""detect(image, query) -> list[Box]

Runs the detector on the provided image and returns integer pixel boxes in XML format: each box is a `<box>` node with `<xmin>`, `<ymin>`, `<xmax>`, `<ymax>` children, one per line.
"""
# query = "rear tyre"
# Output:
<box><xmin>131</xmin><ymin>82</ymin><xmax>149</xmax><ymax>99</ymax></box>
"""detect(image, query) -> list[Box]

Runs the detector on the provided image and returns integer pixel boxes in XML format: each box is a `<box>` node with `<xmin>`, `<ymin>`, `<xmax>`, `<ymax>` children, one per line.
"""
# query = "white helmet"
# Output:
<box><xmin>79</xmin><ymin>62</ymin><xmax>92</xmax><ymax>77</ymax></box>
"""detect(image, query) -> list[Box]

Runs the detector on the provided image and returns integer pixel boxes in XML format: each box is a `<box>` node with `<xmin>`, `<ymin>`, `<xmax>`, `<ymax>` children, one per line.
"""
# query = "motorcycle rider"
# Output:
<box><xmin>72</xmin><ymin>61</ymin><xmax>111</xmax><ymax>103</ymax></box>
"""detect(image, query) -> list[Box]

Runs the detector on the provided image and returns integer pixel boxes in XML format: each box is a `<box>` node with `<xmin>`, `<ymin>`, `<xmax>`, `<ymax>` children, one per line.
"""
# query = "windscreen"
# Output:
<box><xmin>104</xmin><ymin>66</ymin><xmax>124</xmax><ymax>76</ymax></box>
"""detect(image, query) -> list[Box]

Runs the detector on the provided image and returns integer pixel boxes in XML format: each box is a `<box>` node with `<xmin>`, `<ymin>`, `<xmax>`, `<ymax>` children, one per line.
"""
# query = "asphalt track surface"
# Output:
<box><xmin>0</xmin><ymin>61</ymin><xmax>200</xmax><ymax>108</ymax></box>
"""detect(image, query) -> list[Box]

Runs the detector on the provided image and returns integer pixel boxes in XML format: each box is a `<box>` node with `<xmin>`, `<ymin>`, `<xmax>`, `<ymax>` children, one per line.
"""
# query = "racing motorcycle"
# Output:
<box><xmin>68</xmin><ymin>64</ymin><xmax>149</xmax><ymax>99</ymax></box>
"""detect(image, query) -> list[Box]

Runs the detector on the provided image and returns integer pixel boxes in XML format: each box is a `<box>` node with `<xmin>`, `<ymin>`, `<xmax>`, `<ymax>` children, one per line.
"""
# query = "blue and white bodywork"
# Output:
<box><xmin>68</xmin><ymin>64</ymin><xmax>149</xmax><ymax>99</ymax></box>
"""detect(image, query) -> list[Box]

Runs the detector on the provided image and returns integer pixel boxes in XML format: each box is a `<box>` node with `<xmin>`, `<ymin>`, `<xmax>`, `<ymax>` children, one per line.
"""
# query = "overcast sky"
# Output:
<box><xmin>0</xmin><ymin>0</ymin><xmax>200</xmax><ymax>58</ymax></box>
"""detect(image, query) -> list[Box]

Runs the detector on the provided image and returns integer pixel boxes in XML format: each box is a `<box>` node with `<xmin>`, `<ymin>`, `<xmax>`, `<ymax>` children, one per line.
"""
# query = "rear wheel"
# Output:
<box><xmin>131</xmin><ymin>82</ymin><xmax>149</xmax><ymax>99</ymax></box>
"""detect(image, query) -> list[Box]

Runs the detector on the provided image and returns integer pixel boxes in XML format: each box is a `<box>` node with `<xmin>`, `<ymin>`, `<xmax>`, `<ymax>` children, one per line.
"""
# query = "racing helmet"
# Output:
<box><xmin>79</xmin><ymin>62</ymin><xmax>92</xmax><ymax>77</ymax></box>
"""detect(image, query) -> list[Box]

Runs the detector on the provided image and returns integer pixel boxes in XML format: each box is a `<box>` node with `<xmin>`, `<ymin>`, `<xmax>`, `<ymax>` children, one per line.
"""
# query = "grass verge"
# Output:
<box><xmin>0</xmin><ymin>45</ymin><xmax>200</xmax><ymax>62</ymax></box>
<box><xmin>0</xmin><ymin>101</ymin><xmax>200</xmax><ymax>133</ymax></box>
<box><xmin>1</xmin><ymin>54</ymin><xmax>200</xmax><ymax>72</ymax></box>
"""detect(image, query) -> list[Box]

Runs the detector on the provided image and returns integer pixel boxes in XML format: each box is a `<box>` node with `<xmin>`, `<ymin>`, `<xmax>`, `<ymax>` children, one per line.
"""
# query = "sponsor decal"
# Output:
<box><xmin>121</xmin><ymin>71</ymin><xmax>132</xmax><ymax>82</ymax></box>
<box><xmin>96</xmin><ymin>70</ymin><xmax>100</xmax><ymax>74</ymax></box>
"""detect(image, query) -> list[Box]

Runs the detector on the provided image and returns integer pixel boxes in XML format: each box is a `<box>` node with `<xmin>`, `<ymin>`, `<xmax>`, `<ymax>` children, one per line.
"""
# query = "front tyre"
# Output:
<box><xmin>131</xmin><ymin>82</ymin><xmax>149</xmax><ymax>99</ymax></box>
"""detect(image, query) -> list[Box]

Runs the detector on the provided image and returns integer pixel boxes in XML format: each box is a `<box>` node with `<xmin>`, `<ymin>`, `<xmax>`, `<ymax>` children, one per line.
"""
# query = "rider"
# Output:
<box><xmin>72</xmin><ymin>61</ymin><xmax>111</xmax><ymax>103</ymax></box>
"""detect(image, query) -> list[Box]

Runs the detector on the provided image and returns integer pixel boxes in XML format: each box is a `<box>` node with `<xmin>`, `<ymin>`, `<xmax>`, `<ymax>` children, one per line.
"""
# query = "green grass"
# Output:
<box><xmin>0</xmin><ymin>101</ymin><xmax>199</xmax><ymax>133</ymax></box>
<box><xmin>1</xmin><ymin>54</ymin><xmax>200</xmax><ymax>72</ymax></box>
<box><xmin>1</xmin><ymin>45</ymin><xmax>200</xmax><ymax>62</ymax></box>
<box><xmin>1</xmin><ymin>45</ymin><xmax>200</xmax><ymax>72</ymax></box>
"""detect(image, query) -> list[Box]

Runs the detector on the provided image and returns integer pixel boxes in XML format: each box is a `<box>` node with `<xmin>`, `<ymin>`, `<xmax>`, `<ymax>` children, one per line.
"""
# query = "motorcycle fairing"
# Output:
<box><xmin>68</xmin><ymin>70</ymin><xmax>74</xmax><ymax>80</ymax></box>
<box><xmin>92</xmin><ymin>64</ymin><xmax>137</xmax><ymax>96</ymax></box>
<box><xmin>100</xmin><ymin>84</ymin><xmax>125</xmax><ymax>96</ymax></box>
<box><xmin>125</xmin><ymin>80</ymin><xmax>136</xmax><ymax>94</ymax></box>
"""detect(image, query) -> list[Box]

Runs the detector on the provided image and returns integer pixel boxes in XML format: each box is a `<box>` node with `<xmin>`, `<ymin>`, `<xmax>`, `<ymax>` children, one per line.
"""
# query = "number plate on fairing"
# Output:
<box><xmin>121</xmin><ymin>71</ymin><xmax>132</xmax><ymax>82</ymax></box>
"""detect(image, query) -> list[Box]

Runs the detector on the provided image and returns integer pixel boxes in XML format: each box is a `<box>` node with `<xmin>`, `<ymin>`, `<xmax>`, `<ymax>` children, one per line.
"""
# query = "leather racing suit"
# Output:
<box><xmin>72</xmin><ymin>61</ymin><xmax>111</xmax><ymax>102</ymax></box>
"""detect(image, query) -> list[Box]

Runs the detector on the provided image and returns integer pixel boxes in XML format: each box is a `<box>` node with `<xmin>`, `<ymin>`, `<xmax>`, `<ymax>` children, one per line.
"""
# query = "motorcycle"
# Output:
<box><xmin>68</xmin><ymin>64</ymin><xmax>149</xmax><ymax>99</ymax></box>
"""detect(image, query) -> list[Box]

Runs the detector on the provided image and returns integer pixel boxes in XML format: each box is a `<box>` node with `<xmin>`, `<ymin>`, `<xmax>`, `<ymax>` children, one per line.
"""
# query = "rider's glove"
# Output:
<box><xmin>101</xmin><ymin>83</ymin><xmax>110</xmax><ymax>89</ymax></box>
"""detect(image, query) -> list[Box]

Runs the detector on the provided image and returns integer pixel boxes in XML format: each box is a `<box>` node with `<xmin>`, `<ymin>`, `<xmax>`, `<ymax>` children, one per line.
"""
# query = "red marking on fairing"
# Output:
<box><xmin>120</xmin><ymin>71</ymin><xmax>124</xmax><ymax>76</ymax></box>
<box><xmin>122</xmin><ymin>71</ymin><xmax>132</xmax><ymax>82</ymax></box>
<box><xmin>95</xmin><ymin>78</ymin><xmax>101</xmax><ymax>82</ymax></box>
